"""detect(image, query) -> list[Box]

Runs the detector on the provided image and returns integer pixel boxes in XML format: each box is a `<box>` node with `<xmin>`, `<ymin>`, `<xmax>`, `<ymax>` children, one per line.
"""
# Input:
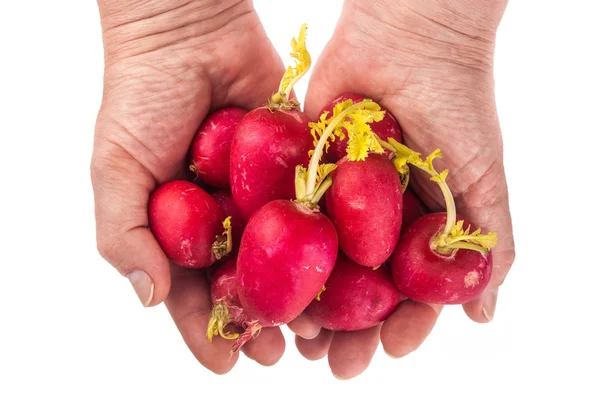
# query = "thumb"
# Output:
<box><xmin>91</xmin><ymin>117</ymin><xmax>171</xmax><ymax>307</ymax></box>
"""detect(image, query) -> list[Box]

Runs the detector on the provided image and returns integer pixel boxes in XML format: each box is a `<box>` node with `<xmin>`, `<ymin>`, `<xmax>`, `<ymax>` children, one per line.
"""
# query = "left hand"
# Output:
<box><xmin>291</xmin><ymin>0</ymin><xmax>516</xmax><ymax>379</ymax></box>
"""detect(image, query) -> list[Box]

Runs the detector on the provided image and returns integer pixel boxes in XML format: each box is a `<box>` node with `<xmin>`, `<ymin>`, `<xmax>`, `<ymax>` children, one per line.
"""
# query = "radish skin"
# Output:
<box><xmin>305</xmin><ymin>253</ymin><xmax>406</xmax><ymax>331</ymax></box>
<box><xmin>325</xmin><ymin>154</ymin><xmax>403</xmax><ymax>267</ymax></box>
<box><xmin>402</xmin><ymin>187</ymin><xmax>428</xmax><ymax>229</ymax></box>
<box><xmin>148</xmin><ymin>181</ymin><xmax>227</xmax><ymax>268</ymax></box>
<box><xmin>391</xmin><ymin>213</ymin><xmax>493</xmax><ymax>304</ymax></box>
<box><xmin>230</xmin><ymin>108</ymin><xmax>312</xmax><ymax>220</ymax></box>
<box><xmin>189</xmin><ymin>107</ymin><xmax>247</xmax><ymax>188</ymax></box>
<box><xmin>236</xmin><ymin>200</ymin><xmax>337</xmax><ymax>328</ymax></box>
<box><xmin>210</xmin><ymin>257</ymin><xmax>245</xmax><ymax>325</ymax></box>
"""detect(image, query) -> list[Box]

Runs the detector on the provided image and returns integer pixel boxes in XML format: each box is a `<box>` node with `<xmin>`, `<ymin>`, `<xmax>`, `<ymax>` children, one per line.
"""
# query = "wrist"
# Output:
<box><xmin>344</xmin><ymin>0</ymin><xmax>507</xmax><ymax>72</ymax></box>
<box><xmin>99</xmin><ymin>0</ymin><xmax>252</xmax><ymax>64</ymax></box>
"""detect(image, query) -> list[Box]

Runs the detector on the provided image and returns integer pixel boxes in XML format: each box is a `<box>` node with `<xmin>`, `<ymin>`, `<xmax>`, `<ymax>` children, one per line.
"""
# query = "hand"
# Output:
<box><xmin>91</xmin><ymin>0</ymin><xmax>289</xmax><ymax>374</ymax></box>
<box><xmin>295</xmin><ymin>0</ymin><xmax>516</xmax><ymax>379</ymax></box>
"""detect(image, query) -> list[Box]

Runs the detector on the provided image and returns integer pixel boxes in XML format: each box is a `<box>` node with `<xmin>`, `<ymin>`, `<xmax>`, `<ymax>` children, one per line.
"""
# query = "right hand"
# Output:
<box><xmin>92</xmin><ymin>0</ymin><xmax>290</xmax><ymax>374</ymax></box>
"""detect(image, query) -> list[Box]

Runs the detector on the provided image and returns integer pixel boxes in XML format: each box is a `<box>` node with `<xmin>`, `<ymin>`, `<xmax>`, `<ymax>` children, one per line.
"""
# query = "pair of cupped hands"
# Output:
<box><xmin>92</xmin><ymin>0</ymin><xmax>515</xmax><ymax>379</ymax></box>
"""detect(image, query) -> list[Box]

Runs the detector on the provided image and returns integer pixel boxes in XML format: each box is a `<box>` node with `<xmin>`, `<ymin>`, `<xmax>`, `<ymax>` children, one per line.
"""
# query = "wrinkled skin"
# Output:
<box><xmin>294</xmin><ymin>0</ymin><xmax>516</xmax><ymax>379</ymax></box>
<box><xmin>92</xmin><ymin>0</ymin><xmax>296</xmax><ymax>373</ymax></box>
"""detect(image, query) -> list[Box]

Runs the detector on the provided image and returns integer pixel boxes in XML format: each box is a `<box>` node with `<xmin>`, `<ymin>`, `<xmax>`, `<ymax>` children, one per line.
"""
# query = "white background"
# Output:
<box><xmin>1</xmin><ymin>0</ymin><xmax>599</xmax><ymax>400</ymax></box>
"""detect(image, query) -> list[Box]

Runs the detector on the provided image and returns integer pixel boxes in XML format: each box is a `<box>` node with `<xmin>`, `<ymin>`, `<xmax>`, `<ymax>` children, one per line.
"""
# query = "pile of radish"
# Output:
<box><xmin>147</xmin><ymin>25</ymin><xmax>499</xmax><ymax>356</ymax></box>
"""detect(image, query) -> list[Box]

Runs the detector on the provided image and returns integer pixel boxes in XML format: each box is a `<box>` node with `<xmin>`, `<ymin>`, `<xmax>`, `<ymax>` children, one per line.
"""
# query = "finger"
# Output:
<box><xmin>304</xmin><ymin>54</ymin><xmax>352</xmax><ymax>121</ymax></box>
<box><xmin>241</xmin><ymin>327</ymin><xmax>286</xmax><ymax>367</ymax></box>
<box><xmin>381</xmin><ymin>301</ymin><xmax>443</xmax><ymax>358</ymax></box>
<box><xmin>295</xmin><ymin>329</ymin><xmax>334</xmax><ymax>361</ymax></box>
<box><xmin>328</xmin><ymin>326</ymin><xmax>381</xmax><ymax>380</ymax></box>
<box><xmin>165</xmin><ymin>263</ymin><xmax>239</xmax><ymax>374</ymax></box>
<box><xmin>457</xmin><ymin>164</ymin><xmax>516</xmax><ymax>323</ymax></box>
<box><xmin>303</xmin><ymin>20</ymin><xmax>375</xmax><ymax>121</ymax></box>
<box><xmin>213</xmin><ymin>25</ymin><xmax>287</xmax><ymax>110</ymax></box>
<box><xmin>287</xmin><ymin>313</ymin><xmax>322</xmax><ymax>340</ymax></box>
<box><xmin>462</xmin><ymin>235</ymin><xmax>514</xmax><ymax>323</ymax></box>
<box><xmin>91</xmin><ymin>134</ymin><xmax>170</xmax><ymax>307</ymax></box>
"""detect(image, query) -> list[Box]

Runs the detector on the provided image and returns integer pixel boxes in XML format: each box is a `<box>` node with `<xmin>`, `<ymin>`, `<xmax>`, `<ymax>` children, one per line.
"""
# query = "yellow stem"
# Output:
<box><xmin>310</xmin><ymin>176</ymin><xmax>333</xmax><ymax>205</ymax></box>
<box><xmin>437</xmin><ymin>180</ymin><xmax>457</xmax><ymax>238</ymax></box>
<box><xmin>270</xmin><ymin>91</ymin><xmax>284</xmax><ymax>104</ymax></box>
<box><xmin>376</xmin><ymin>137</ymin><xmax>397</xmax><ymax>153</ymax></box>
<box><xmin>305</xmin><ymin>102</ymin><xmax>366</xmax><ymax>196</ymax></box>
<box><xmin>438</xmin><ymin>241</ymin><xmax>490</xmax><ymax>255</ymax></box>
<box><xmin>295</xmin><ymin>165</ymin><xmax>307</xmax><ymax>201</ymax></box>
<box><xmin>284</xmin><ymin>73</ymin><xmax>305</xmax><ymax>100</ymax></box>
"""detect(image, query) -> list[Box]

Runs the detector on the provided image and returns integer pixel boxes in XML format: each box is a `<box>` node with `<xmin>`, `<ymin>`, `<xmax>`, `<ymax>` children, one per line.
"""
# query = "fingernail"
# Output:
<box><xmin>127</xmin><ymin>270</ymin><xmax>154</xmax><ymax>307</ymax></box>
<box><xmin>299</xmin><ymin>329</ymin><xmax>320</xmax><ymax>340</ymax></box>
<box><xmin>482</xmin><ymin>289</ymin><xmax>498</xmax><ymax>322</ymax></box>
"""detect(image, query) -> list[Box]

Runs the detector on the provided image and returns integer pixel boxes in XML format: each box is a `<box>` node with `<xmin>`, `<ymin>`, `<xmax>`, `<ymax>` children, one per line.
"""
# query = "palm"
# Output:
<box><xmin>97</xmin><ymin>14</ymin><xmax>284</xmax><ymax>184</ymax></box>
<box><xmin>298</xmin><ymin>6</ymin><xmax>515</xmax><ymax>378</ymax></box>
<box><xmin>306</xmin><ymin>27</ymin><xmax>503</xmax><ymax>214</ymax></box>
<box><xmin>93</xmin><ymin>11</ymin><xmax>288</xmax><ymax>373</ymax></box>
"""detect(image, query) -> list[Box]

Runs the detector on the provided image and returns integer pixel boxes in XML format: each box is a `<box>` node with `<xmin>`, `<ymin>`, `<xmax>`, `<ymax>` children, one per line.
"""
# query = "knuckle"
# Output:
<box><xmin>96</xmin><ymin>233</ymin><xmax>119</xmax><ymax>265</ymax></box>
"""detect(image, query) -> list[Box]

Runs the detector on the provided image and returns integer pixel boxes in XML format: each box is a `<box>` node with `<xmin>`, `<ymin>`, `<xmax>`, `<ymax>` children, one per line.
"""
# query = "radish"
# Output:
<box><xmin>206</xmin><ymin>256</ymin><xmax>262</xmax><ymax>344</ymax></box>
<box><xmin>319</xmin><ymin>93</ymin><xmax>402</xmax><ymax>162</ymax></box>
<box><xmin>148</xmin><ymin>180</ymin><xmax>232</xmax><ymax>268</ymax></box>
<box><xmin>325</xmin><ymin>153</ymin><xmax>403</xmax><ymax>268</ymax></box>
<box><xmin>402</xmin><ymin>187</ymin><xmax>428</xmax><ymax>229</ymax></box>
<box><xmin>304</xmin><ymin>253</ymin><xmax>407</xmax><ymax>331</ymax></box>
<box><xmin>387</xmin><ymin>141</ymin><xmax>498</xmax><ymax>304</ymax></box>
<box><xmin>216</xmin><ymin>98</ymin><xmax>387</xmax><ymax>353</ymax></box>
<box><xmin>229</xmin><ymin>25</ymin><xmax>314</xmax><ymax>220</ymax></box>
<box><xmin>211</xmin><ymin>190</ymin><xmax>246</xmax><ymax>249</ymax></box>
<box><xmin>189</xmin><ymin>107</ymin><xmax>247</xmax><ymax>189</ymax></box>
<box><xmin>233</xmin><ymin>199</ymin><xmax>338</xmax><ymax>352</ymax></box>
<box><xmin>391</xmin><ymin>213</ymin><xmax>493</xmax><ymax>304</ymax></box>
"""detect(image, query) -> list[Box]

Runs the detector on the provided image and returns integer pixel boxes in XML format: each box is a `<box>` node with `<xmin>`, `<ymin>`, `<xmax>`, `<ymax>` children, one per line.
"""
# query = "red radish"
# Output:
<box><xmin>387</xmin><ymin>142</ymin><xmax>498</xmax><ymax>304</ymax></box>
<box><xmin>189</xmin><ymin>107</ymin><xmax>247</xmax><ymax>188</ymax></box>
<box><xmin>391</xmin><ymin>213</ymin><xmax>492</xmax><ymax>304</ymax></box>
<box><xmin>229</xmin><ymin>25</ymin><xmax>313</xmax><ymax>220</ymax></box>
<box><xmin>305</xmin><ymin>253</ymin><xmax>407</xmax><ymax>331</ymax></box>
<box><xmin>402</xmin><ymin>187</ymin><xmax>428</xmax><ymax>229</ymax></box>
<box><xmin>208</xmin><ymin>32</ymin><xmax>389</xmax><ymax>352</ymax></box>
<box><xmin>211</xmin><ymin>190</ymin><xmax>246</xmax><ymax>248</ymax></box>
<box><xmin>206</xmin><ymin>256</ymin><xmax>261</xmax><ymax>343</ymax></box>
<box><xmin>148</xmin><ymin>180</ymin><xmax>232</xmax><ymax>268</ymax></box>
<box><xmin>210</xmin><ymin>257</ymin><xmax>243</xmax><ymax>324</ymax></box>
<box><xmin>319</xmin><ymin>93</ymin><xmax>402</xmax><ymax>162</ymax></box>
<box><xmin>227</xmin><ymin>98</ymin><xmax>386</xmax><ymax>352</ymax></box>
<box><xmin>234</xmin><ymin>200</ymin><xmax>338</xmax><ymax>351</ymax></box>
<box><xmin>325</xmin><ymin>154</ymin><xmax>403</xmax><ymax>268</ymax></box>
<box><xmin>230</xmin><ymin>109</ymin><xmax>312</xmax><ymax>220</ymax></box>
